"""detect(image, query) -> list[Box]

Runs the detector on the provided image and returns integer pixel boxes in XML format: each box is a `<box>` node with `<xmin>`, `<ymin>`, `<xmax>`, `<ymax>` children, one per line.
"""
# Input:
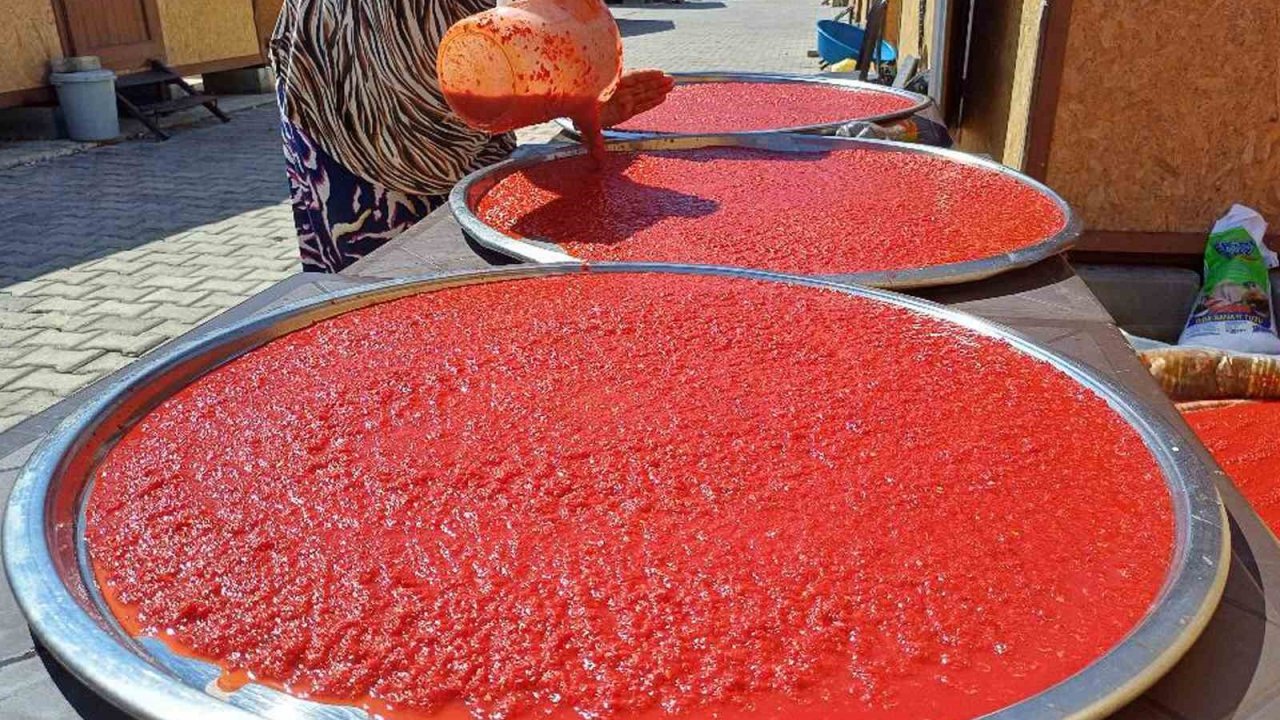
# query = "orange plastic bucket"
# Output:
<box><xmin>437</xmin><ymin>0</ymin><xmax>622</xmax><ymax>135</ymax></box>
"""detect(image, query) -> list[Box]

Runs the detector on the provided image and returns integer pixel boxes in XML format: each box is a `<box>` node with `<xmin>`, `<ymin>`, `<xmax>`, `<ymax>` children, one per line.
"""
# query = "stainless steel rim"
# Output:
<box><xmin>554</xmin><ymin>71</ymin><xmax>934</xmax><ymax>138</ymax></box>
<box><xmin>450</xmin><ymin>134</ymin><xmax>1084</xmax><ymax>289</ymax></box>
<box><xmin>3</xmin><ymin>263</ymin><xmax>1224</xmax><ymax>720</ymax></box>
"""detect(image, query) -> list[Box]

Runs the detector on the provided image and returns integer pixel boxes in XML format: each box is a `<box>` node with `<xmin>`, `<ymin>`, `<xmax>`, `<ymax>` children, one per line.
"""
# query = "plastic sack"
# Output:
<box><xmin>1178</xmin><ymin>204</ymin><xmax>1280</xmax><ymax>354</ymax></box>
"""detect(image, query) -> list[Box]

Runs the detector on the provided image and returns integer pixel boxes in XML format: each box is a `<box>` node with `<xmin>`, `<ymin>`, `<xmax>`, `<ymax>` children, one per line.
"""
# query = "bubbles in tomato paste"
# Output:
<box><xmin>476</xmin><ymin>148</ymin><xmax>1066</xmax><ymax>275</ymax></box>
<box><xmin>87</xmin><ymin>273</ymin><xmax>1170</xmax><ymax>720</ymax></box>
<box><xmin>614</xmin><ymin>81</ymin><xmax>916</xmax><ymax>133</ymax></box>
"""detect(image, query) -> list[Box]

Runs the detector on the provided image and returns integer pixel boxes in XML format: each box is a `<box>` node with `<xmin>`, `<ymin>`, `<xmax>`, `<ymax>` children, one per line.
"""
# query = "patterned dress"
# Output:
<box><xmin>270</xmin><ymin>0</ymin><xmax>515</xmax><ymax>272</ymax></box>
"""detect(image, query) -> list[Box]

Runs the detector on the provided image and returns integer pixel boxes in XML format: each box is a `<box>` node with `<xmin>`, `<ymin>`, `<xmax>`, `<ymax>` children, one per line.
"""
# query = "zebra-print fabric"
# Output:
<box><xmin>281</xmin><ymin>94</ymin><xmax>442</xmax><ymax>273</ymax></box>
<box><xmin>270</xmin><ymin>0</ymin><xmax>516</xmax><ymax>197</ymax></box>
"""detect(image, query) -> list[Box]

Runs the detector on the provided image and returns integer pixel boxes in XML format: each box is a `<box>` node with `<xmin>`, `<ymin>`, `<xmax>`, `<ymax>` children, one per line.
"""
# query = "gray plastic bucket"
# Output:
<box><xmin>49</xmin><ymin>69</ymin><xmax>119</xmax><ymax>141</ymax></box>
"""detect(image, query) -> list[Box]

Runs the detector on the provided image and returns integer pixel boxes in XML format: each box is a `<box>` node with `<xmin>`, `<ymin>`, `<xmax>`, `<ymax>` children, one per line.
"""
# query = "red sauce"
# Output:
<box><xmin>1182</xmin><ymin>401</ymin><xmax>1280</xmax><ymax>535</ymax></box>
<box><xmin>476</xmin><ymin>148</ymin><xmax>1067</xmax><ymax>275</ymax></box>
<box><xmin>613</xmin><ymin>82</ymin><xmax>916</xmax><ymax>133</ymax></box>
<box><xmin>87</xmin><ymin>273</ymin><xmax>1171</xmax><ymax>719</ymax></box>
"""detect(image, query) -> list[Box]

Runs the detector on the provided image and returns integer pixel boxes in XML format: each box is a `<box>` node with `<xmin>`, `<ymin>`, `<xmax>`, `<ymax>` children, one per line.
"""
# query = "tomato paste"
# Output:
<box><xmin>475</xmin><ymin>148</ymin><xmax>1066</xmax><ymax>275</ymax></box>
<box><xmin>87</xmin><ymin>272</ymin><xmax>1171</xmax><ymax>719</ymax></box>
<box><xmin>613</xmin><ymin>81</ymin><xmax>915</xmax><ymax>133</ymax></box>
<box><xmin>1182</xmin><ymin>401</ymin><xmax>1280</xmax><ymax>534</ymax></box>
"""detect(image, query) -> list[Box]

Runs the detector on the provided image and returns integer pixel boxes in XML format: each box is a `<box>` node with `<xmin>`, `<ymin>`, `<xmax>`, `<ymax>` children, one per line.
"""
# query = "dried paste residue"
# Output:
<box><xmin>475</xmin><ymin>148</ymin><xmax>1067</xmax><ymax>275</ymax></box>
<box><xmin>87</xmin><ymin>273</ymin><xmax>1171</xmax><ymax>720</ymax></box>
<box><xmin>614</xmin><ymin>81</ymin><xmax>915</xmax><ymax>133</ymax></box>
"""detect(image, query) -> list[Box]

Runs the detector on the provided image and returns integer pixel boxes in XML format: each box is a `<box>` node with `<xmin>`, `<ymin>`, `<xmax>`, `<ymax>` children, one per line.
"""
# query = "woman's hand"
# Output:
<box><xmin>599</xmin><ymin>69</ymin><xmax>675</xmax><ymax>128</ymax></box>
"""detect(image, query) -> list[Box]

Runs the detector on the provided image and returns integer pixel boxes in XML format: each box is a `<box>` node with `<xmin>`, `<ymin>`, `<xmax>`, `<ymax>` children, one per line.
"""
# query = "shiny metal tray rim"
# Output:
<box><xmin>3</xmin><ymin>263</ymin><xmax>1225</xmax><ymax>720</ymax></box>
<box><xmin>450</xmin><ymin>134</ymin><xmax>1084</xmax><ymax>289</ymax></box>
<box><xmin>554</xmin><ymin>71</ymin><xmax>934</xmax><ymax>139</ymax></box>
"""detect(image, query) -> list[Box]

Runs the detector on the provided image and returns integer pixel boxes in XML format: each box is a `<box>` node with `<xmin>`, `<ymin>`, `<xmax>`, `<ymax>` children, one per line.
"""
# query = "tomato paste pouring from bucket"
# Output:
<box><xmin>438</xmin><ymin>0</ymin><xmax>667</xmax><ymax>162</ymax></box>
<box><xmin>267</xmin><ymin>0</ymin><xmax>670</xmax><ymax>274</ymax></box>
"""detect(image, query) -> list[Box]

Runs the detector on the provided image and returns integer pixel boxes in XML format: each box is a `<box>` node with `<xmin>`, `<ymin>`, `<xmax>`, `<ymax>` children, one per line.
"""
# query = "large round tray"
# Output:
<box><xmin>554</xmin><ymin>71</ymin><xmax>933</xmax><ymax>139</ymax></box>
<box><xmin>4</xmin><ymin>264</ymin><xmax>1226</xmax><ymax>720</ymax></box>
<box><xmin>451</xmin><ymin>134</ymin><xmax>1084</xmax><ymax>288</ymax></box>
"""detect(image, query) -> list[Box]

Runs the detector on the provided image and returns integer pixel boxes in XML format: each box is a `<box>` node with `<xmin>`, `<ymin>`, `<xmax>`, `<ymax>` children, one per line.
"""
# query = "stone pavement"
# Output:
<box><xmin>0</xmin><ymin>0</ymin><xmax>826</xmax><ymax>433</ymax></box>
<box><xmin>0</xmin><ymin>106</ymin><xmax>298</xmax><ymax>432</ymax></box>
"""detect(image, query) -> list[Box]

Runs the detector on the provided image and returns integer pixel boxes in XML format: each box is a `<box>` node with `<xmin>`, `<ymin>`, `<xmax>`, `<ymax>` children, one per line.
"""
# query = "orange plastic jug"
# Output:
<box><xmin>437</xmin><ymin>0</ymin><xmax>622</xmax><ymax>139</ymax></box>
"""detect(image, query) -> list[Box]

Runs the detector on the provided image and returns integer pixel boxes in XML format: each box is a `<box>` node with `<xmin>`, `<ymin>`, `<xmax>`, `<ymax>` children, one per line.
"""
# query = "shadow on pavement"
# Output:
<box><xmin>617</xmin><ymin>18</ymin><xmax>677</xmax><ymax>37</ymax></box>
<box><xmin>0</xmin><ymin>105</ymin><xmax>290</xmax><ymax>290</ymax></box>
<box><xmin>36</xmin><ymin>642</ymin><xmax>133</xmax><ymax>719</ymax></box>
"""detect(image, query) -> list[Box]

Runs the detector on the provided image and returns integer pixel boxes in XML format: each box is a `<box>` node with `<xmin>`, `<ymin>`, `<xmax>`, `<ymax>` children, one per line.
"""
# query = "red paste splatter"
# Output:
<box><xmin>476</xmin><ymin>148</ymin><xmax>1067</xmax><ymax>275</ymax></box>
<box><xmin>1182</xmin><ymin>401</ymin><xmax>1280</xmax><ymax>535</ymax></box>
<box><xmin>614</xmin><ymin>82</ymin><xmax>916</xmax><ymax>133</ymax></box>
<box><xmin>87</xmin><ymin>273</ymin><xmax>1171</xmax><ymax>719</ymax></box>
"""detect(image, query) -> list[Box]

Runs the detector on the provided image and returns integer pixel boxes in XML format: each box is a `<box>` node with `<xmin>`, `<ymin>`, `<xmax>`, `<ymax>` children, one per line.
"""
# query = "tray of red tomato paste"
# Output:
<box><xmin>1181</xmin><ymin>399</ymin><xmax>1280</xmax><ymax>540</ymax></box>
<box><xmin>5</xmin><ymin>264</ymin><xmax>1223</xmax><ymax>720</ymax></box>
<box><xmin>453</xmin><ymin>134</ymin><xmax>1081</xmax><ymax>288</ymax></box>
<box><xmin>556</xmin><ymin>72</ymin><xmax>933</xmax><ymax>138</ymax></box>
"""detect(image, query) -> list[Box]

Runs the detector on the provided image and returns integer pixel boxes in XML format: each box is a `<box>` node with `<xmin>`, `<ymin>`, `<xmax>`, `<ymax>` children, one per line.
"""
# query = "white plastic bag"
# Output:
<box><xmin>1178</xmin><ymin>204</ymin><xmax>1280</xmax><ymax>354</ymax></box>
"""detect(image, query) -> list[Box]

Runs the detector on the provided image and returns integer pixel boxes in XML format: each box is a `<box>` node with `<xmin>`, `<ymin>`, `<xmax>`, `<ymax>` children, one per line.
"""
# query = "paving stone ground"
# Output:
<box><xmin>0</xmin><ymin>0</ymin><xmax>825</xmax><ymax>431</ymax></box>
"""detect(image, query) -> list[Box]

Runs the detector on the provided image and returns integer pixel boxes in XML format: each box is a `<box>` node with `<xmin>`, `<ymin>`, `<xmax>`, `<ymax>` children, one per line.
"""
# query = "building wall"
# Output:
<box><xmin>155</xmin><ymin>0</ymin><xmax>259</xmax><ymax>68</ymax></box>
<box><xmin>0</xmin><ymin>0</ymin><xmax>63</xmax><ymax>95</ymax></box>
<box><xmin>1045</xmin><ymin>0</ymin><xmax>1280</xmax><ymax>233</ymax></box>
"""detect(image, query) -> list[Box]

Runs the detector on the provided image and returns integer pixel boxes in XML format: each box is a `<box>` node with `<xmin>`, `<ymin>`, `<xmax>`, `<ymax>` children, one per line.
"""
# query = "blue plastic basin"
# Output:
<box><xmin>816</xmin><ymin>19</ymin><xmax>897</xmax><ymax>65</ymax></box>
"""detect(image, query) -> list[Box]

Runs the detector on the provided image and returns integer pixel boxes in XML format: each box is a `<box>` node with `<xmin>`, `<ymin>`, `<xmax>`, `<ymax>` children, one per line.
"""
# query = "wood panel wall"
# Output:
<box><xmin>0</xmin><ymin>0</ymin><xmax>64</xmax><ymax>94</ymax></box>
<box><xmin>155</xmin><ymin>0</ymin><xmax>259</xmax><ymax>67</ymax></box>
<box><xmin>254</xmin><ymin>0</ymin><xmax>282</xmax><ymax>56</ymax></box>
<box><xmin>1044</xmin><ymin>0</ymin><xmax>1280</xmax><ymax>234</ymax></box>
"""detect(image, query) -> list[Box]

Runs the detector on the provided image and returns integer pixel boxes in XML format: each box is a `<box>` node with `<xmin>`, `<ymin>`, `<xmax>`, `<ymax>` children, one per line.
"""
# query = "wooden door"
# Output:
<box><xmin>55</xmin><ymin>0</ymin><xmax>165</xmax><ymax>71</ymax></box>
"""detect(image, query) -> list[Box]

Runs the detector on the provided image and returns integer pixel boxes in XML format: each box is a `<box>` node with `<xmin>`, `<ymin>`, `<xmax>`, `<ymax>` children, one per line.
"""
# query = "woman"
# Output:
<box><xmin>270</xmin><ymin>0</ymin><xmax>672</xmax><ymax>272</ymax></box>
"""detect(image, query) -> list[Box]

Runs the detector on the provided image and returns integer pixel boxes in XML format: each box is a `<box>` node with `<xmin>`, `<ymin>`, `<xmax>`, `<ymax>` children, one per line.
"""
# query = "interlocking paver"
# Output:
<box><xmin>136</xmin><ymin>274</ymin><xmax>204</xmax><ymax>291</ymax></box>
<box><xmin>138</xmin><ymin>288</ymin><xmax>213</xmax><ymax>307</ymax></box>
<box><xmin>82</xmin><ymin>332</ymin><xmax>168</xmax><ymax>357</ymax></box>
<box><xmin>147</xmin><ymin>305</ymin><xmax>221</xmax><ymax>324</ymax></box>
<box><xmin>0</xmin><ymin>328</ymin><xmax>38</xmax><ymax>345</ymax></box>
<box><xmin>196</xmin><ymin>291</ymin><xmax>251</xmax><ymax>309</ymax></box>
<box><xmin>24</xmin><ymin>297</ymin><xmax>100</xmax><ymax>315</ymax></box>
<box><xmin>6</xmin><ymin>368</ymin><xmax>95</xmax><ymax>396</ymax></box>
<box><xmin>77</xmin><ymin>352</ymin><xmax>135</xmax><ymax>377</ymax></box>
<box><xmin>20</xmin><ymin>329</ymin><xmax>99</xmax><ymax>350</ymax></box>
<box><xmin>14</xmin><ymin>312</ymin><xmax>96</xmax><ymax>332</ymax></box>
<box><xmin>195</xmin><ymin>277</ymin><xmax>261</xmax><ymax>295</ymax></box>
<box><xmin>14</xmin><ymin>347</ymin><xmax>104</xmax><ymax>373</ymax></box>
<box><xmin>0</xmin><ymin>367</ymin><xmax>33</xmax><ymax>390</ymax></box>
<box><xmin>83</xmin><ymin>285</ymin><xmax>154</xmax><ymax>303</ymax></box>
<box><xmin>0</xmin><ymin>388</ymin><xmax>62</xmax><ymax>418</ymax></box>
<box><xmin>84</xmin><ymin>316</ymin><xmax>166</xmax><ymax>336</ymax></box>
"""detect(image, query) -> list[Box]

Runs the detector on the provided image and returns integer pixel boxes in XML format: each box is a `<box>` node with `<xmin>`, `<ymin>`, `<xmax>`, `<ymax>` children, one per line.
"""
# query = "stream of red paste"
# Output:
<box><xmin>1182</xmin><ymin>401</ymin><xmax>1280</xmax><ymax>535</ymax></box>
<box><xmin>475</xmin><ymin>148</ymin><xmax>1067</xmax><ymax>276</ymax></box>
<box><xmin>87</xmin><ymin>273</ymin><xmax>1171</xmax><ymax>719</ymax></box>
<box><xmin>613</xmin><ymin>82</ymin><xmax>916</xmax><ymax>134</ymax></box>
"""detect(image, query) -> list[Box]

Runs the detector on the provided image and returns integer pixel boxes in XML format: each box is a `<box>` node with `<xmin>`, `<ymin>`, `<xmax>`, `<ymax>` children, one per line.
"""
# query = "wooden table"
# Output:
<box><xmin>2</xmin><ymin>205</ymin><xmax>1279</xmax><ymax>719</ymax></box>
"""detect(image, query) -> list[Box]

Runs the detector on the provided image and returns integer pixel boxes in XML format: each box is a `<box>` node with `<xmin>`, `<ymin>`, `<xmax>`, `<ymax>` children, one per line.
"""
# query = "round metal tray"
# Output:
<box><xmin>554</xmin><ymin>71</ymin><xmax>933</xmax><ymax>139</ymax></box>
<box><xmin>451</xmin><ymin>134</ymin><xmax>1084</xmax><ymax>288</ymax></box>
<box><xmin>3</xmin><ymin>264</ymin><xmax>1226</xmax><ymax>720</ymax></box>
